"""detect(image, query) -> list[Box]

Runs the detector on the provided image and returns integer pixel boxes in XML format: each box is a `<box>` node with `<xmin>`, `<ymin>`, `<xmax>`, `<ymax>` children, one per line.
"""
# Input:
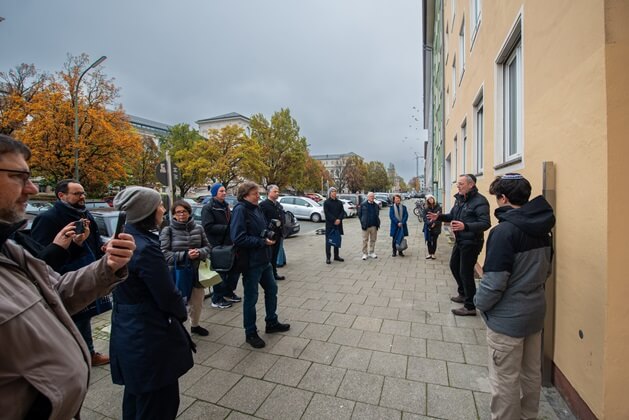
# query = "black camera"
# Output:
<box><xmin>260</xmin><ymin>219</ymin><xmax>281</xmax><ymax>240</ymax></box>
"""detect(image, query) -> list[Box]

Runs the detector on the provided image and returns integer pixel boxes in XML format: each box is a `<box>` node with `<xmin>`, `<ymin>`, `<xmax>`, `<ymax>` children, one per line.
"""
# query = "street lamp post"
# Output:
<box><xmin>73</xmin><ymin>55</ymin><xmax>107</xmax><ymax>181</ymax></box>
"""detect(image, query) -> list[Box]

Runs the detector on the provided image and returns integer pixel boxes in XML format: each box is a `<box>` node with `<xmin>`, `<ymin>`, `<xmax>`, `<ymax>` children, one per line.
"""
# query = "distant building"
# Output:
<box><xmin>195</xmin><ymin>112</ymin><xmax>250</xmax><ymax>138</ymax></box>
<box><xmin>312</xmin><ymin>152</ymin><xmax>362</xmax><ymax>188</ymax></box>
<box><xmin>127</xmin><ymin>114</ymin><xmax>171</xmax><ymax>145</ymax></box>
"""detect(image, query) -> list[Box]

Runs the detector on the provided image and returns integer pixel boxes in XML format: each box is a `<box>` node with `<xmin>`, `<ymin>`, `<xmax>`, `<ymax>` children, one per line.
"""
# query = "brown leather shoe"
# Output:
<box><xmin>91</xmin><ymin>352</ymin><xmax>110</xmax><ymax>366</ymax></box>
<box><xmin>451</xmin><ymin>307</ymin><xmax>477</xmax><ymax>316</ymax></box>
<box><xmin>450</xmin><ymin>295</ymin><xmax>465</xmax><ymax>303</ymax></box>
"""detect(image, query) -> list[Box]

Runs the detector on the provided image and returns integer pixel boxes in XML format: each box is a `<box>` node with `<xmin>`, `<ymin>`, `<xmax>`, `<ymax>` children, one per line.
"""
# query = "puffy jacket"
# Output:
<box><xmin>230</xmin><ymin>200</ymin><xmax>272</xmax><ymax>269</ymax></box>
<box><xmin>358</xmin><ymin>201</ymin><xmax>380</xmax><ymax>230</ymax></box>
<box><xmin>438</xmin><ymin>187</ymin><xmax>490</xmax><ymax>243</ymax></box>
<box><xmin>0</xmin><ymin>220</ymin><xmax>126</xmax><ymax>420</ymax></box>
<box><xmin>474</xmin><ymin>196</ymin><xmax>555</xmax><ymax>337</ymax></box>
<box><xmin>201</xmin><ymin>198</ymin><xmax>232</xmax><ymax>247</ymax></box>
<box><xmin>159</xmin><ymin>219</ymin><xmax>211</xmax><ymax>269</ymax></box>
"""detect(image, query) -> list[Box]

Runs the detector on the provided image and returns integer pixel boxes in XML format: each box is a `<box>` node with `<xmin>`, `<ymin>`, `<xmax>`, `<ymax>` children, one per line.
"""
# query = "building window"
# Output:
<box><xmin>461</xmin><ymin>121</ymin><xmax>467</xmax><ymax>174</ymax></box>
<box><xmin>451</xmin><ymin>0</ymin><xmax>456</xmax><ymax>26</ymax></box>
<box><xmin>459</xmin><ymin>18</ymin><xmax>466</xmax><ymax>81</ymax></box>
<box><xmin>473</xmin><ymin>93</ymin><xmax>484</xmax><ymax>174</ymax></box>
<box><xmin>496</xmin><ymin>17</ymin><xmax>523</xmax><ymax>166</ymax></box>
<box><xmin>471</xmin><ymin>0</ymin><xmax>482</xmax><ymax>43</ymax></box>
<box><xmin>445</xmin><ymin>22</ymin><xmax>449</xmax><ymax>64</ymax></box>
<box><xmin>451</xmin><ymin>56</ymin><xmax>456</xmax><ymax>104</ymax></box>
<box><xmin>453</xmin><ymin>135</ymin><xmax>458</xmax><ymax>182</ymax></box>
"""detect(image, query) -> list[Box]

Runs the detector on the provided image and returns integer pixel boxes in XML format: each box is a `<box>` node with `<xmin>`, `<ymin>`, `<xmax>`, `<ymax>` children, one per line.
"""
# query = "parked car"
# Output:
<box><xmin>338</xmin><ymin>194</ymin><xmax>383</xmax><ymax>209</ymax></box>
<box><xmin>190</xmin><ymin>204</ymin><xmax>300</xmax><ymax>237</ymax></box>
<box><xmin>91</xmin><ymin>209</ymin><xmax>128</xmax><ymax>241</ymax></box>
<box><xmin>277</xmin><ymin>196</ymin><xmax>325</xmax><ymax>223</ymax></box>
<box><xmin>305</xmin><ymin>193</ymin><xmax>324</xmax><ymax>203</ymax></box>
<box><xmin>25</xmin><ymin>201</ymin><xmax>53</xmax><ymax>215</ymax></box>
<box><xmin>339</xmin><ymin>199</ymin><xmax>357</xmax><ymax>218</ymax></box>
<box><xmin>83</xmin><ymin>200</ymin><xmax>111</xmax><ymax>210</ymax></box>
<box><xmin>374</xmin><ymin>193</ymin><xmax>392</xmax><ymax>207</ymax></box>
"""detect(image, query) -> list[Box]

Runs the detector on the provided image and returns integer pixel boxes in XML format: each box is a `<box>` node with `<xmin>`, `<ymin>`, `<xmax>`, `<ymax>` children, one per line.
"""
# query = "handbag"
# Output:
<box><xmin>198</xmin><ymin>259</ymin><xmax>222</xmax><ymax>288</ymax></box>
<box><xmin>172</xmin><ymin>255</ymin><xmax>195</xmax><ymax>301</ymax></box>
<box><xmin>210</xmin><ymin>245</ymin><xmax>236</xmax><ymax>272</ymax></box>
<box><xmin>327</xmin><ymin>227</ymin><xmax>342</xmax><ymax>248</ymax></box>
<box><xmin>73</xmin><ymin>295</ymin><xmax>113</xmax><ymax>321</ymax></box>
<box><xmin>395</xmin><ymin>226</ymin><xmax>408</xmax><ymax>251</ymax></box>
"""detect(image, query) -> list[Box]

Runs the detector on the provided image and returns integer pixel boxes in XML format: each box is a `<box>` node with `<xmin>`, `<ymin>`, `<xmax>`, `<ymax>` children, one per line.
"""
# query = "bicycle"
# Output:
<box><xmin>413</xmin><ymin>199</ymin><xmax>426</xmax><ymax>219</ymax></box>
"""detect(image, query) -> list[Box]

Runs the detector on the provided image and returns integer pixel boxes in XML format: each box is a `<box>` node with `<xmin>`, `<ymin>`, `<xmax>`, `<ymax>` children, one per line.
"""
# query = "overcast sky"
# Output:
<box><xmin>1</xmin><ymin>0</ymin><xmax>426</xmax><ymax>180</ymax></box>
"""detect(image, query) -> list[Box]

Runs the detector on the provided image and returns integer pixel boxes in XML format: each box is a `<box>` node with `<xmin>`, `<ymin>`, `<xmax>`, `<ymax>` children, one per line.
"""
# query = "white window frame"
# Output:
<box><xmin>445</xmin><ymin>22</ymin><xmax>449</xmax><ymax>65</ymax></box>
<box><xmin>451</xmin><ymin>56</ymin><xmax>457</xmax><ymax>105</ymax></box>
<box><xmin>470</xmin><ymin>0</ymin><xmax>482</xmax><ymax>47</ymax></box>
<box><xmin>473</xmin><ymin>88</ymin><xmax>484</xmax><ymax>175</ymax></box>
<box><xmin>459</xmin><ymin>17</ymin><xmax>466</xmax><ymax>82</ymax></box>
<box><xmin>451</xmin><ymin>0</ymin><xmax>456</xmax><ymax>26</ymax></box>
<box><xmin>461</xmin><ymin>120</ymin><xmax>467</xmax><ymax>174</ymax></box>
<box><xmin>495</xmin><ymin>13</ymin><xmax>523</xmax><ymax>169</ymax></box>
<box><xmin>453</xmin><ymin>135</ymin><xmax>458</xmax><ymax>182</ymax></box>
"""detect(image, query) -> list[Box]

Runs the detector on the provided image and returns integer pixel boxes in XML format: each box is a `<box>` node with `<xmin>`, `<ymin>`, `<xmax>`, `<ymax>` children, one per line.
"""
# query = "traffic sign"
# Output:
<box><xmin>155</xmin><ymin>160</ymin><xmax>180</xmax><ymax>185</ymax></box>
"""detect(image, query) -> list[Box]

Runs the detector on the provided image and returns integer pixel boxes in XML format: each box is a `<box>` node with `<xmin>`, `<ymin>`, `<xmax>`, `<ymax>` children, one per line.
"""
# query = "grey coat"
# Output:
<box><xmin>159</xmin><ymin>219</ymin><xmax>211</xmax><ymax>269</ymax></box>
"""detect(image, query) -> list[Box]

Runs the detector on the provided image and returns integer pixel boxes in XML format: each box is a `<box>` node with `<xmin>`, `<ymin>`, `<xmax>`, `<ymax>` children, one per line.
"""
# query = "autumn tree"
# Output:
<box><xmin>249</xmin><ymin>108</ymin><xmax>308</xmax><ymax>189</ymax></box>
<box><xmin>364</xmin><ymin>161</ymin><xmax>390</xmax><ymax>192</ymax></box>
<box><xmin>12</xmin><ymin>54</ymin><xmax>141</xmax><ymax>194</ymax></box>
<box><xmin>0</xmin><ymin>63</ymin><xmax>46</xmax><ymax>135</ymax></box>
<box><xmin>340</xmin><ymin>155</ymin><xmax>368</xmax><ymax>193</ymax></box>
<box><xmin>398</xmin><ymin>178</ymin><xmax>408</xmax><ymax>192</ymax></box>
<box><xmin>129</xmin><ymin>136</ymin><xmax>161</xmax><ymax>187</ymax></box>
<box><xmin>293</xmin><ymin>155</ymin><xmax>332</xmax><ymax>193</ymax></box>
<box><xmin>159</xmin><ymin>123</ymin><xmax>206</xmax><ymax>197</ymax></box>
<box><xmin>177</xmin><ymin>124</ymin><xmax>265</xmax><ymax>190</ymax></box>
<box><xmin>408</xmin><ymin>176</ymin><xmax>421</xmax><ymax>191</ymax></box>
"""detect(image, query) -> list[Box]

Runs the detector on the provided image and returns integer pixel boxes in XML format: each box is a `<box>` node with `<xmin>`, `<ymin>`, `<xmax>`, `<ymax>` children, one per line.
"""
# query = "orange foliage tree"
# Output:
<box><xmin>11</xmin><ymin>54</ymin><xmax>141</xmax><ymax>195</ymax></box>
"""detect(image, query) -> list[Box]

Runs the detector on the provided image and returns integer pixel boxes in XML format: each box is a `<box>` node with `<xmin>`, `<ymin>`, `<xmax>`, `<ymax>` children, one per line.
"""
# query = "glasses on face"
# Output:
<box><xmin>0</xmin><ymin>167</ymin><xmax>32</xmax><ymax>187</ymax></box>
<box><xmin>67</xmin><ymin>191</ymin><xmax>86</xmax><ymax>197</ymax></box>
<box><xmin>174</xmin><ymin>210</ymin><xmax>189</xmax><ymax>215</ymax></box>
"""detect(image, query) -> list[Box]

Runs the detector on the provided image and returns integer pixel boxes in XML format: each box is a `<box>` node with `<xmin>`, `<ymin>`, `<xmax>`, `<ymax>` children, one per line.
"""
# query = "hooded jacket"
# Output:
<box><xmin>0</xmin><ymin>220</ymin><xmax>126</xmax><ymax>419</ymax></box>
<box><xmin>474</xmin><ymin>196</ymin><xmax>555</xmax><ymax>337</ymax></box>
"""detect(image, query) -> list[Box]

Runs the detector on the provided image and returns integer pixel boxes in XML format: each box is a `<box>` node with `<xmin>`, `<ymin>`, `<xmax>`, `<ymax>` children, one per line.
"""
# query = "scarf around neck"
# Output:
<box><xmin>393</xmin><ymin>204</ymin><xmax>403</xmax><ymax>222</ymax></box>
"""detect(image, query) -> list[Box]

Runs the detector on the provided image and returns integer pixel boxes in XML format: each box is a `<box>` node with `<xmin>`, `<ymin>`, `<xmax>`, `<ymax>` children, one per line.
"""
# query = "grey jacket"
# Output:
<box><xmin>0</xmin><ymin>222</ymin><xmax>126</xmax><ymax>419</ymax></box>
<box><xmin>159</xmin><ymin>219</ymin><xmax>211</xmax><ymax>268</ymax></box>
<box><xmin>474</xmin><ymin>196</ymin><xmax>555</xmax><ymax>337</ymax></box>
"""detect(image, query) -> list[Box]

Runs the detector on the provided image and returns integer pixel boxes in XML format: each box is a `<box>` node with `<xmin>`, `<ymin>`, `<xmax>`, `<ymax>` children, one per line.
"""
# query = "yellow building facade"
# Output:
<box><xmin>425</xmin><ymin>0</ymin><xmax>629</xmax><ymax>418</ymax></box>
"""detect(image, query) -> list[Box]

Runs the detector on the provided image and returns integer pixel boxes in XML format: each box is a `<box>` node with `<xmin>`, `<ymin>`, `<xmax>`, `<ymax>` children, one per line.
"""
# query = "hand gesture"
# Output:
<box><xmin>104</xmin><ymin>233</ymin><xmax>136</xmax><ymax>272</ymax></box>
<box><xmin>426</xmin><ymin>212</ymin><xmax>439</xmax><ymax>223</ymax></box>
<box><xmin>334</xmin><ymin>219</ymin><xmax>341</xmax><ymax>225</ymax></box>
<box><xmin>73</xmin><ymin>219</ymin><xmax>91</xmax><ymax>246</ymax></box>
<box><xmin>450</xmin><ymin>220</ymin><xmax>465</xmax><ymax>232</ymax></box>
<box><xmin>52</xmin><ymin>222</ymin><xmax>79</xmax><ymax>249</ymax></box>
<box><xmin>265</xmin><ymin>238</ymin><xmax>276</xmax><ymax>246</ymax></box>
<box><xmin>188</xmin><ymin>248</ymin><xmax>200</xmax><ymax>260</ymax></box>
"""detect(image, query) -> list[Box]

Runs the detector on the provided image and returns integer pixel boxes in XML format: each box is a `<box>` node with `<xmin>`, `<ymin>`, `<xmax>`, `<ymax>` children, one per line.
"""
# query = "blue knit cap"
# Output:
<box><xmin>210</xmin><ymin>182</ymin><xmax>224</xmax><ymax>197</ymax></box>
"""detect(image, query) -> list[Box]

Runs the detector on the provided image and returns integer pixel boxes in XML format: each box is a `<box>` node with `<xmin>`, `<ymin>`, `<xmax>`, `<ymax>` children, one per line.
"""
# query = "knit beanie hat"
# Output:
<box><xmin>114</xmin><ymin>186</ymin><xmax>162</xmax><ymax>223</ymax></box>
<box><xmin>327</xmin><ymin>187</ymin><xmax>337</xmax><ymax>198</ymax></box>
<box><xmin>210</xmin><ymin>182</ymin><xmax>223</xmax><ymax>197</ymax></box>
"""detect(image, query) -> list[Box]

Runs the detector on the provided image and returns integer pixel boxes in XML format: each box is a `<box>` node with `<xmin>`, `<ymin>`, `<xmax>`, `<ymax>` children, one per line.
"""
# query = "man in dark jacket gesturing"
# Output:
<box><xmin>427</xmin><ymin>174</ymin><xmax>490</xmax><ymax>316</ymax></box>
<box><xmin>474</xmin><ymin>174</ymin><xmax>555</xmax><ymax>420</ymax></box>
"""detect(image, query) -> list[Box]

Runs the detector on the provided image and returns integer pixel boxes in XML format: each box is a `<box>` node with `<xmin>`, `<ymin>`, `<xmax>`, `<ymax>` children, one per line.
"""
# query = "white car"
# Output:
<box><xmin>278</xmin><ymin>196</ymin><xmax>326</xmax><ymax>223</ymax></box>
<box><xmin>339</xmin><ymin>199</ymin><xmax>357</xmax><ymax>218</ymax></box>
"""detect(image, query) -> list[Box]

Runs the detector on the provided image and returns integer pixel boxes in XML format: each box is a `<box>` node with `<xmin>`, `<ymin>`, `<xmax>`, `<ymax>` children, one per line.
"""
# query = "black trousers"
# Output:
<box><xmin>270</xmin><ymin>238</ymin><xmax>282</xmax><ymax>276</ymax></box>
<box><xmin>426</xmin><ymin>233</ymin><xmax>439</xmax><ymax>254</ymax></box>
<box><xmin>122</xmin><ymin>382</ymin><xmax>180</xmax><ymax>420</ymax></box>
<box><xmin>325</xmin><ymin>233</ymin><xmax>340</xmax><ymax>259</ymax></box>
<box><xmin>449</xmin><ymin>241</ymin><xmax>483</xmax><ymax>310</ymax></box>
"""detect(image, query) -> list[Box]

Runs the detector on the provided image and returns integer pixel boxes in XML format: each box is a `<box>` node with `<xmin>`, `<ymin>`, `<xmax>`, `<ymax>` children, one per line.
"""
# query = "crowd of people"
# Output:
<box><xmin>0</xmin><ymin>131</ymin><xmax>556</xmax><ymax>420</ymax></box>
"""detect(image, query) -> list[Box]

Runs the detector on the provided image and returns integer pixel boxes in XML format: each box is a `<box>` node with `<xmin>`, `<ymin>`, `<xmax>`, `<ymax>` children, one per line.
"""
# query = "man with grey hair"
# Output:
<box><xmin>427</xmin><ymin>174</ymin><xmax>490</xmax><ymax>316</ymax></box>
<box><xmin>259</xmin><ymin>184</ymin><xmax>285</xmax><ymax>280</ymax></box>
<box><xmin>357</xmin><ymin>192</ymin><xmax>380</xmax><ymax>260</ymax></box>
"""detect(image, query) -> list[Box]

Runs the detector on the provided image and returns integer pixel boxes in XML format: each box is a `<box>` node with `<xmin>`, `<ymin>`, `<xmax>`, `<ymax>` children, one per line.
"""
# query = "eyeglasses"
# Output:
<box><xmin>174</xmin><ymin>210</ymin><xmax>189</xmax><ymax>215</ymax></box>
<box><xmin>67</xmin><ymin>191</ymin><xmax>86</xmax><ymax>197</ymax></box>
<box><xmin>0</xmin><ymin>167</ymin><xmax>32</xmax><ymax>186</ymax></box>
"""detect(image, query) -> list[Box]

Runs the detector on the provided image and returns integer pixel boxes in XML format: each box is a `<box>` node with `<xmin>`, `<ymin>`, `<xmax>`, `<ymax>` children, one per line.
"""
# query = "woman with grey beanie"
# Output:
<box><xmin>110</xmin><ymin>187</ymin><xmax>194</xmax><ymax>419</ymax></box>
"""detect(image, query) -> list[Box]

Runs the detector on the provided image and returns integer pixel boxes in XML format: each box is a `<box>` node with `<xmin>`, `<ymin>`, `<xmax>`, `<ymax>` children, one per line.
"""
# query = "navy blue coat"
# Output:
<box><xmin>230</xmin><ymin>200</ymin><xmax>272</xmax><ymax>269</ymax></box>
<box><xmin>109</xmin><ymin>223</ymin><xmax>193</xmax><ymax>394</ymax></box>
<box><xmin>389</xmin><ymin>204</ymin><xmax>409</xmax><ymax>237</ymax></box>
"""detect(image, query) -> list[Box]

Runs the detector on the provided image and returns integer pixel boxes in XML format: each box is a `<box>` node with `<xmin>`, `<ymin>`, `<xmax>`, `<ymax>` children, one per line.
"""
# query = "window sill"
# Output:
<box><xmin>494</xmin><ymin>156</ymin><xmax>522</xmax><ymax>170</ymax></box>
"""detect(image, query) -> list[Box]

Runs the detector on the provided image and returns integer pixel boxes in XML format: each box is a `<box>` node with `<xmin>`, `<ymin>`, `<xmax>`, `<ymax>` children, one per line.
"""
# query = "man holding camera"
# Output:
<box><xmin>31</xmin><ymin>179</ymin><xmax>109</xmax><ymax>366</ymax></box>
<box><xmin>230</xmin><ymin>181</ymin><xmax>290</xmax><ymax>349</ymax></box>
<box><xmin>259</xmin><ymin>184</ymin><xmax>286</xmax><ymax>280</ymax></box>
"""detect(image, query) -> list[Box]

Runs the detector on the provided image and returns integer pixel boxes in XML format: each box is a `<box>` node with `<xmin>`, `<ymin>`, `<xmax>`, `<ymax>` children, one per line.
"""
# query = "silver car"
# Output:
<box><xmin>278</xmin><ymin>196</ymin><xmax>326</xmax><ymax>223</ymax></box>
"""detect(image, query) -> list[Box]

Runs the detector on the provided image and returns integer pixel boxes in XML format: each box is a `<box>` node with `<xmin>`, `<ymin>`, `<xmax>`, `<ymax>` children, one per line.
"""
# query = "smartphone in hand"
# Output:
<box><xmin>74</xmin><ymin>220</ymin><xmax>85</xmax><ymax>234</ymax></box>
<box><xmin>114</xmin><ymin>211</ymin><xmax>126</xmax><ymax>239</ymax></box>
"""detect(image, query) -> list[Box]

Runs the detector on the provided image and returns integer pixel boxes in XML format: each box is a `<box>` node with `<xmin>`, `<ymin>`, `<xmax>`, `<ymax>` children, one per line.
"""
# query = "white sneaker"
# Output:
<box><xmin>362</xmin><ymin>254</ymin><xmax>367</xmax><ymax>260</ymax></box>
<box><xmin>369</xmin><ymin>253</ymin><xmax>378</xmax><ymax>259</ymax></box>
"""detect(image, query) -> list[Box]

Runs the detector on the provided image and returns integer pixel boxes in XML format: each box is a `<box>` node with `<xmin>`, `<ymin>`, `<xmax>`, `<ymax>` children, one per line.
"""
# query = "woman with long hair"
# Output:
<box><xmin>422</xmin><ymin>194</ymin><xmax>442</xmax><ymax>259</ymax></box>
<box><xmin>389</xmin><ymin>194</ymin><xmax>409</xmax><ymax>257</ymax></box>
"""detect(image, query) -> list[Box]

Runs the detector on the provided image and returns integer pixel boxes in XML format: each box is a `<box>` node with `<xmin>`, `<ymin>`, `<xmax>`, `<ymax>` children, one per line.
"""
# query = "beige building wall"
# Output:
<box><xmin>441</xmin><ymin>0</ymin><xmax>628</xmax><ymax>417</ymax></box>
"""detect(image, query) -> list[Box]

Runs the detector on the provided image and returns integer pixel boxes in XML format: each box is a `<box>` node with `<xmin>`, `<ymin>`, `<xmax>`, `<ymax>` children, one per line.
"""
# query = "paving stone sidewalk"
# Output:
<box><xmin>84</xmin><ymin>203</ymin><xmax>574</xmax><ymax>420</ymax></box>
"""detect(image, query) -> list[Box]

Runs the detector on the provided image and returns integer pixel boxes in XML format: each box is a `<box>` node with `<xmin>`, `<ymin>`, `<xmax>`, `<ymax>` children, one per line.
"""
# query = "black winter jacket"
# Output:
<box><xmin>323</xmin><ymin>198</ymin><xmax>344</xmax><ymax>235</ymax></box>
<box><xmin>474</xmin><ymin>196</ymin><xmax>555</xmax><ymax>337</ymax></box>
<box><xmin>358</xmin><ymin>201</ymin><xmax>380</xmax><ymax>230</ymax></box>
<box><xmin>230</xmin><ymin>200</ymin><xmax>272</xmax><ymax>269</ymax></box>
<box><xmin>201</xmin><ymin>198</ymin><xmax>232</xmax><ymax>246</ymax></box>
<box><xmin>259</xmin><ymin>199</ymin><xmax>285</xmax><ymax>236</ymax></box>
<box><xmin>438</xmin><ymin>187</ymin><xmax>490</xmax><ymax>244</ymax></box>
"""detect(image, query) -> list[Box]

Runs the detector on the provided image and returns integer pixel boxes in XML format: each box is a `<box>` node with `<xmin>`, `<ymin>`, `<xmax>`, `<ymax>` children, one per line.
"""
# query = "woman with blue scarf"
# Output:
<box><xmin>389</xmin><ymin>194</ymin><xmax>408</xmax><ymax>257</ymax></box>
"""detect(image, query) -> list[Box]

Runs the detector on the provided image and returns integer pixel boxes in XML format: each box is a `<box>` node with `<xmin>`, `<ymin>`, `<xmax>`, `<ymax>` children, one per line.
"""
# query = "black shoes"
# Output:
<box><xmin>334</xmin><ymin>257</ymin><xmax>344</xmax><ymax>262</ymax></box>
<box><xmin>246</xmin><ymin>332</ymin><xmax>266</xmax><ymax>348</ymax></box>
<box><xmin>450</xmin><ymin>295</ymin><xmax>465</xmax><ymax>303</ymax></box>
<box><xmin>191</xmin><ymin>325</ymin><xmax>209</xmax><ymax>336</ymax></box>
<box><xmin>399</xmin><ymin>251</ymin><xmax>405</xmax><ymax>257</ymax></box>
<box><xmin>451</xmin><ymin>307</ymin><xmax>477</xmax><ymax>316</ymax></box>
<box><xmin>274</xmin><ymin>275</ymin><xmax>286</xmax><ymax>281</ymax></box>
<box><xmin>326</xmin><ymin>259</ymin><xmax>331</xmax><ymax>264</ymax></box>
<box><xmin>265</xmin><ymin>321</ymin><xmax>291</xmax><ymax>334</ymax></box>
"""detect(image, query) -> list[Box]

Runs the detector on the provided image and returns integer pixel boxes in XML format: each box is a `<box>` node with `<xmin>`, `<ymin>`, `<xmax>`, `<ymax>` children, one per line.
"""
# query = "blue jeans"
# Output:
<box><xmin>212</xmin><ymin>268</ymin><xmax>240</xmax><ymax>302</ymax></box>
<box><xmin>74</xmin><ymin>317</ymin><xmax>95</xmax><ymax>353</ymax></box>
<box><xmin>242</xmin><ymin>263</ymin><xmax>278</xmax><ymax>335</ymax></box>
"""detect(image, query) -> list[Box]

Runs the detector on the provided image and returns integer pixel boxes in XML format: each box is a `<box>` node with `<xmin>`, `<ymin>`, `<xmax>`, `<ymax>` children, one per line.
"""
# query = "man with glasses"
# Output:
<box><xmin>0</xmin><ymin>134</ymin><xmax>135</xmax><ymax>418</ymax></box>
<box><xmin>31</xmin><ymin>179</ymin><xmax>109</xmax><ymax>366</ymax></box>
